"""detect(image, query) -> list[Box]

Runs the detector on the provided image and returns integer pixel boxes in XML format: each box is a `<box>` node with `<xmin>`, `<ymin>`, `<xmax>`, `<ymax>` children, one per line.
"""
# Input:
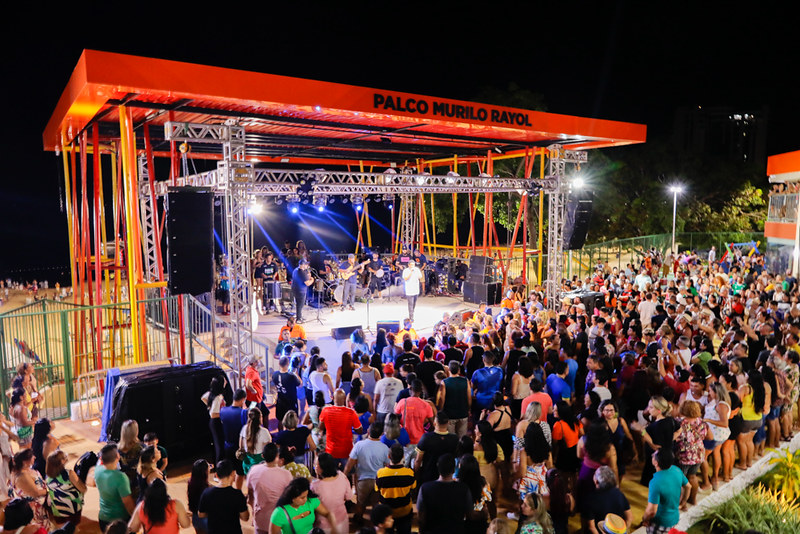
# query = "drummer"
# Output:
<box><xmin>259</xmin><ymin>251</ymin><xmax>280</xmax><ymax>313</ymax></box>
<box><xmin>366</xmin><ymin>251</ymin><xmax>386</xmax><ymax>300</ymax></box>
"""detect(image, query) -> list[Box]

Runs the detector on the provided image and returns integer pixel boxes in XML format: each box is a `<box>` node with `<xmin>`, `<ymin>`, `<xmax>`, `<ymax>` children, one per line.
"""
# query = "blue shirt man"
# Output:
<box><xmin>546</xmin><ymin>361</ymin><xmax>572</xmax><ymax>404</ymax></box>
<box><xmin>471</xmin><ymin>353</ymin><xmax>504</xmax><ymax>411</ymax></box>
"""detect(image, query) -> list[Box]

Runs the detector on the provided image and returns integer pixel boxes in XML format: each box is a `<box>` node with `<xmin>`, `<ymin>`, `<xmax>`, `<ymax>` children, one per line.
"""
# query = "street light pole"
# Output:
<box><xmin>670</xmin><ymin>186</ymin><xmax>683</xmax><ymax>254</ymax></box>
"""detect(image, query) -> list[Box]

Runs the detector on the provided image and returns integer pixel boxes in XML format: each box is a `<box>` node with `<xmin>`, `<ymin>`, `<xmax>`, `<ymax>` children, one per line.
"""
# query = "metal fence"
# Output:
<box><xmin>566</xmin><ymin>232</ymin><xmax>764</xmax><ymax>280</ymax></box>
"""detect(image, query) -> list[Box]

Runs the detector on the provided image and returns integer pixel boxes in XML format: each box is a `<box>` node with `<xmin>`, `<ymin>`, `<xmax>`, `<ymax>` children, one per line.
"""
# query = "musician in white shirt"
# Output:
<box><xmin>402</xmin><ymin>260</ymin><xmax>424</xmax><ymax>320</ymax></box>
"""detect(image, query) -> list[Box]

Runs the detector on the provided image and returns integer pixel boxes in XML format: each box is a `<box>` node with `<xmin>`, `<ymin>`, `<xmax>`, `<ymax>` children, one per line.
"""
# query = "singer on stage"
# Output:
<box><xmin>402</xmin><ymin>259</ymin><xmax>423</xmax><ymax>321</ymax></box>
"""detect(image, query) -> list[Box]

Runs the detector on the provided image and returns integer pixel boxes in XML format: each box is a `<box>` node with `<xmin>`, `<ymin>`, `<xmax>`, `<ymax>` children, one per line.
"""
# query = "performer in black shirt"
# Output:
<box><xmin>291</xmin><ymin>259</ymin><xmax>313</xmax><ymax>322</ymax></box>
<box><xmin>366</xmin><ymin>251</ymin><xmax>386</xmax><ymax>299</ymax></box>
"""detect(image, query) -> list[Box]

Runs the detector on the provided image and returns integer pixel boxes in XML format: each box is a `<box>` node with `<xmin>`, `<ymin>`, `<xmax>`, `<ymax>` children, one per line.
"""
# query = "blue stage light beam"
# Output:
<box><xmin>213</xmin><ymin>229</ymin><xmax>227</xmax><ymax>256</ymax></box>
<box><xmin>297</xmin><ymin>213</ymin><xmax>339</xmax><ymax>257</ymax></box>
<box><xmin>253</xmin><ymin>219</ymin><xmax>291</xmax><ymax>271</ymax></box>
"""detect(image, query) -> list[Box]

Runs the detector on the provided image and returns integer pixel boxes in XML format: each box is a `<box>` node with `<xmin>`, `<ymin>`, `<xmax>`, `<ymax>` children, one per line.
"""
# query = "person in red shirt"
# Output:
<box><xmin>319</xmin><ymin>389</ymin><xmax>363</xmax><ymax>464</ymax></box>
<box><xmin>393</xmin><ymin>380</ymin><xmax>434</xmax><ymax>445</ymax></box>
<box><xmin>244</xmin><ymin>356</ymin><xmax>266</xmax><ymax>421</ymax></box>
<box><xmin>520</xmin><ymin>379</ymin><xmax>553</xmax><ymax>422</ymax></box>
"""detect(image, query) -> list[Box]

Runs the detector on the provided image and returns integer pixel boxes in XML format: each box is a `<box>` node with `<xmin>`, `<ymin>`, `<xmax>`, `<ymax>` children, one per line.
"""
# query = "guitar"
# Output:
<box><xmin>339</xmin><ymin>260</ymin><xmax>370</xmax><ymax>281</ymax></box>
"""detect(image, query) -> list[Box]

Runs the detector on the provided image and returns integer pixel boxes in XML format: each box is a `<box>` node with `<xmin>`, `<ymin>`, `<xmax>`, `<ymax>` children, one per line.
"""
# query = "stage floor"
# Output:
<box><xmin>251</xmin><ymin>294</ymin><xmax>478</xmax><ymax>370</ymax></box>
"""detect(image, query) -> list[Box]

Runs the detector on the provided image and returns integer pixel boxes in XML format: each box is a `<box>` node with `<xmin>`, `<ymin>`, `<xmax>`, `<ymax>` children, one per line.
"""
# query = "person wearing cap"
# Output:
<box><xmin>291</xmin><ymin>259</ymin><xmax>313</xmax><ymax>323</ymax></box>
<box><xmin>374</xmin><ymin>363</ymin><xmax>403</xmax><ymax>423</ymax></box>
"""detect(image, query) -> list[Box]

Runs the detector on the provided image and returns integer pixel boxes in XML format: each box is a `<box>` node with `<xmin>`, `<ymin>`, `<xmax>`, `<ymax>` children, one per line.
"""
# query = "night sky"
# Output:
<box><xmin>2</xmin><ymin>3</ymin><xmax>797</xmax><ymax>282</ymax></box>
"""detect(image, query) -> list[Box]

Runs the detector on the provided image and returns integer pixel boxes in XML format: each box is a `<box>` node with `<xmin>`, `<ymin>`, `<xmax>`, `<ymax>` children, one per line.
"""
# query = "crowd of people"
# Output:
<box><xmin>2</xmin><ymin>244</ymin><xmax>797</xmax><ymax>534</ymax></box>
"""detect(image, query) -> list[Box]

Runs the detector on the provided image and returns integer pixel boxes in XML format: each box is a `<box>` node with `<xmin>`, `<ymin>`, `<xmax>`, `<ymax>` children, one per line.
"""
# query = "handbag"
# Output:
<box><xmin>281</xmin><ymin>506</ymin><xmax>298</xmax><ymax>534</ymax></box>
<box><xmin>235</xmin><ymin>447</ymin><xmax>247</xmax><ymax>461</ymax></box>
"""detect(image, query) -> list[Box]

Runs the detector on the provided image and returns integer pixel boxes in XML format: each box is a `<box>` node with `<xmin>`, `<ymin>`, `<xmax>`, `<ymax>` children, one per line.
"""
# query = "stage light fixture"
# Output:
<box><xmin>350</xmin><ymin>194</ymin><xmax>364</xmax><ymax>208</ymax></box>
<box><xmin>247</xmin><ymin>202</ymin><xmax>263</xmax><ymax>215</ymax></box>
<box><xmin>289</xmin><ymin>204</ymin><xmax>299</xmax><ymax>214</ymax></box>
<box><xmin>313</xmin><ymin>195</ymin><xmax>328</xmax><ymax>212</ymax></box>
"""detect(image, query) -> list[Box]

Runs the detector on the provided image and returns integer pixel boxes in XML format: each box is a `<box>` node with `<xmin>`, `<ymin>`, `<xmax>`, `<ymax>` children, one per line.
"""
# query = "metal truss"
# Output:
<box><xmin>137</xmin><ymin>156</ymin><xmax>160</xmax><ymax>283</ymax></box>
<box><xmin>163</xmin><ymin>121</ymin><xmax>253</xmax><ymax>385</ymax></box>
<box><xmin>544</xmin><ymin>145</ymin><xmax>587</xmax><ymax>309</ymax></box>
<box><xmin>399</xmin><ymin>194</ymin><xmax>416</xmax><ymax>251</ymax></box>
<box><xmin>150</xmin><ymin>167</ymin><xmax>554</xmax><ymax>197</ymax></box>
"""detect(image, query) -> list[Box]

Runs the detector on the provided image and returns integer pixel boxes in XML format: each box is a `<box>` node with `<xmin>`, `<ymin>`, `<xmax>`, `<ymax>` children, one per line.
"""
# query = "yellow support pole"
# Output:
<box><xmin>60</xmin><ymin>134</ymin><xmax>77</xmax><ymax>298</ymax></box>
<box><xmin>119</xmin><ymin>105</ymin><xmax>143</xmax><ymax>364</ymax></box>
<box><xmin>430</xmin><ymin>194</ymin><xmax>437</xmax><ymax>252</ymax></box>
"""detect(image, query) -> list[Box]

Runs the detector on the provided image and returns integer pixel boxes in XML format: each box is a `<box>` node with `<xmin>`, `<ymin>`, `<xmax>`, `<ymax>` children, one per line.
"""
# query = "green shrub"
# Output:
<box><xmin>700</xmin><ymin>485</ymin><xmax>800</xmax><ymax>534</ymax></box>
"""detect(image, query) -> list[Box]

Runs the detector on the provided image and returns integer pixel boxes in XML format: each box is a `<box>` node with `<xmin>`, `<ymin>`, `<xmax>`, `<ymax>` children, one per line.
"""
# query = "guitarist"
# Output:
<box><xmin>339</xmin><ymin>254</ymin><xmax>364</xmax><ymax>311</ymax></box>
<box><xmin>366</xmin><ymin>251</ymin><xmax>386</xmax><ymax>300</ymax></box>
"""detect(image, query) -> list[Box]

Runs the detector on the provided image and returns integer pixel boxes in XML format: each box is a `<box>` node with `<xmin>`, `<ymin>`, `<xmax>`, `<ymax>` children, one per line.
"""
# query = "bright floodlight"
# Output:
<box><xmin>247</xmin><ymin>203</ymin><xmax>263</xmax><ymax>215</ymax></box>
<box><xmin>573</xmin><ymin>177</ymin><xmax>585</xmax><ymax>189</ymax></box>
<box><xmin>670</xmin><ymin>185</ymin><xmax>684</xmax><ymax>194</ymax></box>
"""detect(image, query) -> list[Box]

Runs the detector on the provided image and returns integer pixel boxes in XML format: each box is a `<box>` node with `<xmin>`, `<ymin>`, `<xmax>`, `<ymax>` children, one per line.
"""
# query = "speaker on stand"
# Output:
<box><xmin>166</xmin><ymin>188</ymin><xmax>215</xmax><ymax>296</ymax></box>
<box><xmin>563</xmin><ymin>189</ymin><xmax>594</xmax><ymax>251</ymax></box>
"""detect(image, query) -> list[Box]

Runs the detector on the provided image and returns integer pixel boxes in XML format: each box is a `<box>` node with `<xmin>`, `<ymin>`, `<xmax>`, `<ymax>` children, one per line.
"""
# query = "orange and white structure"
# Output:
<box><xmin>766</xmin><ymin>150</ymin><xmax>800</xmax><ymax>276</ymax></box>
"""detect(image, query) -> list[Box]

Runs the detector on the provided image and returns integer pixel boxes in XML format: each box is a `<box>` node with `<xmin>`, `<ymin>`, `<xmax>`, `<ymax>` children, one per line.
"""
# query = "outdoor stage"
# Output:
<box><xmin>251</xmin><ymin>293</ymin><xmax>478</xmax><ymax>372</ymax></box>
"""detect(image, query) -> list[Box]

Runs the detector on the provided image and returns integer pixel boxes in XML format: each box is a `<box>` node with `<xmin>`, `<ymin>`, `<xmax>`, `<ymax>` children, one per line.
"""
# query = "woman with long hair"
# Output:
<box><xmin>347</xmin><ymin>377</ymin><xmax>374</xmax><ymax>414</ymax></box>
<box><xmin>580</xmin><ymin>391</ymin><xmax>602</xmax><ymax>428</ymax></box>
<box><xmin>519</xmin><ymin>493</ymin><xmax>554</xmax><ymax>534</ymax></box>
<box><xmin>511</xmin><ymin>356</ymin><xmax>535</xmax><ymax>420</ymax></box>
<box><xmin>128</xmin><ymin>478</ymin><xmax>190</xmax><ymax>533</ymax></box>
<box><xmin>552</xmin><ymin>401</ymin><xmax>582</xmax><ymax>475</ymax></box>
<box><xmin>301</xmin><ymin>390</ymin><xmax>327</xmax><ymax>451</ymax></box>
<box><xmin>519</xmin><ymin>423</ymin><xmax>551</xmax><ymax>514</ymax></box>
<box><xmin>268</xmin><ymin>476</ymin><xmax>337</xmax><ymax>534</ymax></box>
<box><xmin>202</xmin><ymin>376</ymin><xmax>226</xmax><ymax>467</ymax></box>
<box><xmin>136</xmin><ymin>446</ymin><xmax>165</xmax><ymax>501</ymax></box>
<box><xmin>514</xmin><ymin>402</ymin><xmax>552</xmax><ymax>479</ymax></box>
<box><xmin>474</xmin><ymin>420</ymin><xmax>503</xmax><ymax>519</ymax></box>
<box><xmin>381</xmin><ymin>332</ymin><xmax>402</xmax><ymax>364</ymax></box>
<box><xmin>186</xmin><ymin>460</ymin><xmax>209</xmax><ymax>534</ymax></box>
<box><xmin>350</xmin><ymin>329</ymin><xmax>370</xmax><ymax>358</ymax></box>
<box><xmin>31</xmin><ymin>419</ymin><xmax>58</xmax><ymax>477</ymax></box>
<box><xmin>310</xmin><ymin>452</ymin><xmax>352</xmax><ymax>534</ymax></box>
<box><xmin>372</xmin><ymin>328</ymin><xmax>389</xmax><ymax>362</ymax></box>
<box><xmin>576</xmin><ymin>420</ymin><xmax>617</xmax><ymax>531</ymax></box>
<box><xmin>239</xmin><ymin>408</ymin><xmax>271</xmax><ymax>474</ymax></box>
<box><xmin>380</xmin><ymin>413</ymin><xmax>410</xmax><ymax>449</ymax></box>
<box><xmin>11</xmin><ymin>387</ymin><xmax>36</xmax><ymax>449</ymax></box>
<box><xmin>720</xmin><ymin>373</ymin><xmax>743</xmax><ymax>481</ymax></box>
<box><xmin>483</xmin><ymin>392</ymin><xmax>514</xmax><ymax>463</ymax></box>
<box><xmin>737</xmin><ymin>369</ymin><xmax>767</xmax><ymax>469</ymax></box>
<box><xmin>599</xmin><ymin>400</ymin><xmax>636</xmax><ymax>481</ymax></box>
<box><xmin>44</xmin><ymin>450</ymin><xmax>86</xmax><ymax>526</ymax></box>
<box><xmin>9</xmin><ymin>449</ymin><xmax>49</xmax><ymax>529</ymax></box>
<box><xmin>456</xmin><ymin>454</ymin><xmax>493</xmax><ymax>534</ymax></box>
<box><xmin>118</xmin><ymin>419</ymin><xmax>143</xmax><ymax>499</ymax></box>
<box><xmin>335</xmin><ymin>351</ymin><xmax>357</xmax><ymax>395</ymax></box>
<box><xmin>703</xmin><ymin>382</ymin><xmax>731</xmax><ymax>489</ymax></box>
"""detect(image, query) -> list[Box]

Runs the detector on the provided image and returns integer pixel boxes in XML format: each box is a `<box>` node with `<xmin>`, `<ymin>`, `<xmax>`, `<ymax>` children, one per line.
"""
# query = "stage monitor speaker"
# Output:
<box><xmin>563</xmin><ymin>189</ymin><xmax>594</xmax><ymax>250</ymax></box>
<box><xmin>376</xmin><ymin>320</ymin><xmax>400</xmax><ymax>334</ymax></box>
<box><xmin>469</xmin><ymin>256</ymin><xmax>493</xmax><ymax>271</ymax></box>
<box><xmin>464</xmin><ymin>282</ymin><xmax>501</xmax><ymax>305</ymax></box>
<box><xmin>166</xmin><ymin>188</ymin><xmax>214</xmax><ymax>296</ymax></box>
<box><xmin>331</xmin><ymin>325</ymin><xmax>362</xmax><ymax>340</ymax></box>
<box><xmin>466</xmin><ymin>272</ymin><xmax>491</xmax><ymax>284</ymax></box>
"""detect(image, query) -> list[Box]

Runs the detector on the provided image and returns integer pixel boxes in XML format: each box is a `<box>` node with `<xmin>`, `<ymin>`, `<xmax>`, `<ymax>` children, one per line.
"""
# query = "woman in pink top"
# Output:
<box><xmin>310</xmin><ymin>453</ymin><xmax>353</xmax><ymax>534</ymax></box>
<box><xmin>129</xmin><ymin>479</ymin><xmax>190</xmax><ymax>534</ymax></box>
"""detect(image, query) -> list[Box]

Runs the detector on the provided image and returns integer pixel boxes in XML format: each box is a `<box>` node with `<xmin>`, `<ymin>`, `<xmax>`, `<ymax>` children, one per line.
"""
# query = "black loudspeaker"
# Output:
<box><xmin>106</xmin><ymin>362</ymin><xmax>232</xmax><ymax>463</ymax></box>
<box><xmin>331</xmin><ymin>325</ymin><xmax>362</xmax><ymax>340</ymax></box>
<box><xmin>466</xmin><ymin>272</ymin><xmax>489</xmax><ymax>284</ymax></box>
<box><xmin>469</xmin><ymin>256</ymin><xmax>493</xmax><ymax>271</ymax></box>
<box><xmin>167</xmin><ymin>188</ymin><xmax>214</xmax><ymax>295</ymax></box>
<box><xmin>563</xmin><ymin>189</ymin><xmax>594</xmax><ymax>250</ymax></box>
<box><xmin>463</xmin><ymin>282</ymin><xmax>502</xmax><ymax>305</ymax></box>
<box><xmin>376</xmin><ymin>320</ymin><xmax>401</xmax><ymax>334</ymax></box>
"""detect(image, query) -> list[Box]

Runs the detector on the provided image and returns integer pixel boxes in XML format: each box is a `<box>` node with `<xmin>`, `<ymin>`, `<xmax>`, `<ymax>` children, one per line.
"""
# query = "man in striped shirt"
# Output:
<box><xmin>375</xmin><ymin>443</ymin><xmax>416</xmax><ymax>534</ymax></box>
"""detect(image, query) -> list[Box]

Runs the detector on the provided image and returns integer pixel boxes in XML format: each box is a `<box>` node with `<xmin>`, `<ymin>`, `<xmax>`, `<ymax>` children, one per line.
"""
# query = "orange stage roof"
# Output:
<box><xmin>768</xmin><ymin>150</ymin><xmax>800</xmax><ymax>178</ymax></box>
<box><xmin>43</xmin><ymin>50</ymin><xmax>647</xmax><ymax>166</ymax></box>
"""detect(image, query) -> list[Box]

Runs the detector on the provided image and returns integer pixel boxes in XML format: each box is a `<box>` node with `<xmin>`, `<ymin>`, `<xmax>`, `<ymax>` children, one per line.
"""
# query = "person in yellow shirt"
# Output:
<box><xmin>396</xmin><ymin>318</ymin><xmax>419</xmax><ymax>343</ymax></box>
